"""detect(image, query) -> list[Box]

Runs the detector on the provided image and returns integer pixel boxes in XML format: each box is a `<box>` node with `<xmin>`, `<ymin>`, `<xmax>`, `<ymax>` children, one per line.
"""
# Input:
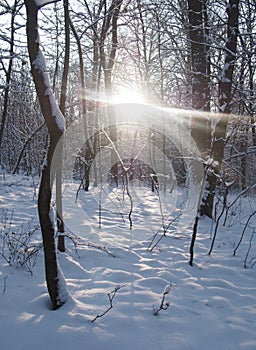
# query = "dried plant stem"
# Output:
<box><xmin>91</xmin><ymin>285</ymin><xmax>125</xmax><ymax>322</ymax></box>
<box><xmin>153</xmin><ymin>284</ymin><xmax>171</xmax><ymax>316</ymax></box>
<box><xmin>233</xmin><ymin>210</ymin><xmax>256</xmax><ymax>256</ymax></box>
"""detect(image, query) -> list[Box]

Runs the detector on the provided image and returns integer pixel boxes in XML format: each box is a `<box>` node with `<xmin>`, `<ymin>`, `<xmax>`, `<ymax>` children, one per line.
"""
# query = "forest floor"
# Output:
<box><xmin>0</xmin><ymin>174</ymin><xmax>256</xmax><ymax>350</ymax></box>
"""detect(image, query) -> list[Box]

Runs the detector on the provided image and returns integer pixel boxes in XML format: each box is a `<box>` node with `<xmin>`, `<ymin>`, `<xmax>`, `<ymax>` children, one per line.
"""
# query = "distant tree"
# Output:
<box><xmin>57</xmin><ymin>0</ymin><xmax>70</xmax><ymax>252</ymax></box>
<box><xmin>99</xmin><ymin>0</ymin><xmax>123</xmax><ymax>184</ymax></box>
<box><xmin>69</xmin><ymin>5</ymin><xmax>93</xmax><ymax>191</ymax></box>
<box><xmin>0</xmin><ymin>0</ymin><xmax>22</xmax><ymax>165</ymax></box>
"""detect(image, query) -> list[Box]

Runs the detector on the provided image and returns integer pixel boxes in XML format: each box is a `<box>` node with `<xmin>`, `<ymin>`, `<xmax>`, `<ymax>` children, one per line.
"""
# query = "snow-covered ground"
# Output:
<box><xmin>0</xmin><ymin>175</ymin><xmax>255</xmax><ymax>350</ymax></box>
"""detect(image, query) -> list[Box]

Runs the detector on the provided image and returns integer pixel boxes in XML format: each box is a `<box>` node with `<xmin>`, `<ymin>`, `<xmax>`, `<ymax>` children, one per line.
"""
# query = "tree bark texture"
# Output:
<box><xmin>187</xmin><ymin>0</ymin><xmax>211</xmax><ymax>157</ymax></box>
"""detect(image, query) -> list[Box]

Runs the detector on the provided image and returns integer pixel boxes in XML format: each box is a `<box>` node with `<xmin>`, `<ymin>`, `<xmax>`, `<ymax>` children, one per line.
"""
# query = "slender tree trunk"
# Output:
<box><xmin>0</xmin><ymin>0</ymin><xmax>17</xmax><ymax>164</ymax></box>
<box><xmin>246</xmin><ymin>0</ymin><xmax>256</xmax><ymax>147</ymax></box>
<box><xmin>100</xmin><ymin>0</ymin><xmax>123</xmax><ymax>185</ymax></box>
<box><xmin>92</xmin><ymin>27</ymin><xmax>101</xmax><ymax>187</ymax></box>
<box><xmin>57</xmin><ymin>0</ymin><xmax>70</xmax><ymax>252</ymax></box>
<box><xmin>70</xmin><ymin>15</ymin><xmax>93</xmax><ymax>191</ymax></box>
<box><xmin>25</xmin><ymin>0</ymin><xmax>68</xmax><ymax>310</ymax></box>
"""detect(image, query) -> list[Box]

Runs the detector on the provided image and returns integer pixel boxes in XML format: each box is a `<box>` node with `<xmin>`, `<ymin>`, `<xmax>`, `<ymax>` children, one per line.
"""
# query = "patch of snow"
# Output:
<box><xmin>32</xmin><ymin>51</ymin><xmax>65</xmax><ymax>132</ymax></box>
<box><xmin>32</xmin><ymin>51</ymin><xmax>46</xmax><ymax>73</ymax></box>
<box><xmin>205</xmin><ymin>158</ymin><xmax>219</xmax><ymax>168</ymax></box>
<box><xmin>35</xmin><ymin>0</ymin><xmax>58</xmax><ymax>8</ymax></box>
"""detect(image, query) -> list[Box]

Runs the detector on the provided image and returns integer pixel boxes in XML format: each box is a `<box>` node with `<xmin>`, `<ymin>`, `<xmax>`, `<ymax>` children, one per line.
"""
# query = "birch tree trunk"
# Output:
<box><xmin>25</xmin><ymin>0</ymin><xmax>68</xmax><ymax>310</ymax></box>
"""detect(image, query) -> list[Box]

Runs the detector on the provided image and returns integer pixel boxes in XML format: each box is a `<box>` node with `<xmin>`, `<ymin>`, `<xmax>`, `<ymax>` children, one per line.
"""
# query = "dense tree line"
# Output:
<box><xmin>1</xmin><ymin>0</ymin><xmax>255</xmax><ymax>181</ymax></box>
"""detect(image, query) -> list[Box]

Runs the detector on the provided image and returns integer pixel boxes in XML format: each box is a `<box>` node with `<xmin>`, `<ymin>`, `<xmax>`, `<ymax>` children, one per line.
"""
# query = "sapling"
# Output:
<box><xmin>153</xmin><ymin>284</ymin><xmax>172</xmax><ymax>316</ymax></box>
<box><xmin>0</xmin><ymin>209</ymin><xmax>42</xmax><ymax>274</ymax></box>
<box><xmin>244</xmin><ymin>229</ymin><xmax>255</xmax><ymax>268</ymax></box>
<box><xmin>208</xmin><ymin>184</ymin><xmax>228</xmax><ymax>255</ymax></box>
<box><xmin>147</xmin><ymin>211</ymin><xmax>183</xmax><ymax>252</ymax></box>
<box><xmin>91</xmin><ymin>285</ymin><xmax>125</xmax><ymax>322</ymax></box>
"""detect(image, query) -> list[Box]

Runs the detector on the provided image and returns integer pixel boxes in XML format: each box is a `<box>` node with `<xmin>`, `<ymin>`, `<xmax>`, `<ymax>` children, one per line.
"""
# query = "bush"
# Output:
<box><xmin>0</xmin><ymin>209</ymin><xmax>42</xmax><ymax>274</ymax></box>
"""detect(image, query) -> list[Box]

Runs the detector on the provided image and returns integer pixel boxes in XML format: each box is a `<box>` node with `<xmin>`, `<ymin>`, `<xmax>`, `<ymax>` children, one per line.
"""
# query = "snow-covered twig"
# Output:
<box><xmin>153</xmin><ymin>284</ymin><xmax>171</xmax><ymax>316</ymax></box>
<box><xmin>59</xmin><ymin>233</ymin><xmax>116</xmax><ymax>257</ymax></box>
<box><xmin>91</xmin><ymin>285</ymin><xmax>125</xmax><ymax>322</ymax></box>
<box><xmin>2</xmin><ymin>274</ymin><xmax>12</xmax><ymax>294</ymax></box>
<box><xmin>0</xmin><ymin>210</ymin><xmax>42</xmax><ymax>274</ymax></box>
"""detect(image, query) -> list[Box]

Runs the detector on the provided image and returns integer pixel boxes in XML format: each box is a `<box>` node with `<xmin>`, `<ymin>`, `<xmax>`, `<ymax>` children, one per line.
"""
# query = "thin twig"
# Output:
<box><xmin>2</xmin><ymin>274</ymin><xmax>11</xmax><ymax>294</ymax></box>
<box><xmin>147</xmin><ymin>211</ymin><xmax>183</xmax><ymax>252</ymax></box>
<box><xmin>60</xmin><ymin>233</ymin><xmax>116</xmax><ymax>257</ymax></box>
<box><xmin>208</xmin><ymin>188</ymin><xmax>227</xmax><ymax>255</ymax></box>
<box><xmin>233</xmin><ymin>210</ymin><xmax>256</xmax><ymax>256</ymax></box>
<box><xmin>91</xmin><ymin>285</ymin><xmax>125</xmax><ymax>322</ymax></box>
<box><xmin>101</xmin><ymin>186</ymin><xmax>126</xmax><ymax>224</ymax></box>
<box><xmin>244</xmin><ymin>229</ymin><xmax>255</xmax><ymax>268</ymax></box>
<box><xmin>223</xmin><ymin>184</ymin><xmax>256</xmax><ymax>226</ymax></box>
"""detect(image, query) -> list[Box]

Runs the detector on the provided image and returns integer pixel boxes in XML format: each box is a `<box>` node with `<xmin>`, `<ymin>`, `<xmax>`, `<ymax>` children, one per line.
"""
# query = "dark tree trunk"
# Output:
<box><xmin>25</xmin><ymin>0</ymin><xmax>68</xmax><ymax>310</ymax></box>
<box><xmin>187</xmin><ymin>0</ymin><xmax>212</xmax><ymax>217</ymax></box>
<box><xmin>187</xmin><ymin>0</ymin><xmax>211</xmax><ymax>157</ymax></box>
<box><xmin>189</xmin><ymin>0</ymin><xmax>240</xmax><ymax>265</ymax></box>
<box><xmin>0</xmin><ymin>0</ymin><xmax>17</xmax><ymax>164</ymax></box>
<box><xmin>203</xmin><ymin>0</ymin><xmax>240</xmax><ymax>216</ymax></box>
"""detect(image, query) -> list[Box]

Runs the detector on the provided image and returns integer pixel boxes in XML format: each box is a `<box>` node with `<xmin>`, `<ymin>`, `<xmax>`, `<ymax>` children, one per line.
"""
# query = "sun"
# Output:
<box><xmin>112</xmin><ymin>87</ymin><xmax>145</xmax><ymax>104</ymax></box>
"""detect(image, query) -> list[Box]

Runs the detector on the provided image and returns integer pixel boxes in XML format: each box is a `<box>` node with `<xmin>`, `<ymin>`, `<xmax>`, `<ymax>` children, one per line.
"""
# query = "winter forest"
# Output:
<box><xmin>0</xmin><ymin>0</ymin><xmax>256</xmax><ymax>349</ymax></box>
